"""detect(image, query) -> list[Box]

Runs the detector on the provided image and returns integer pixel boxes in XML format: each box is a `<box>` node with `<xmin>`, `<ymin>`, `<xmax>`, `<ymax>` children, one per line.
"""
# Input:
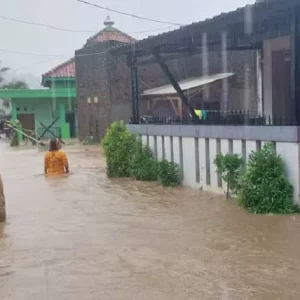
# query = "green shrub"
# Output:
<box><xmin>238</xmin><ymin>142</ymin><xmax>298</xmax><ymax>214</ymax></box>
<box><xmin>102</xmin><ymin>121</ymin><xmax>138</xmax><ymax>177</ymax></box>
<box><xmin>157</xmin><ymin>159</ymin><xmax>180</xmax><ymax>187</ymax></box>
<box><xmin>130</xmin><ymin>144</ymin><xmax>158</xmax><ymax>181</ymax></box>
<box><xmin>214</xmin><ymin>153</ymin><xmax>243</xmax><ymax>199</ymax></box>
<box><xmin>102</xmin><ymin>121</ymin><xmax>181</xmax><ymax>187</ymax></box>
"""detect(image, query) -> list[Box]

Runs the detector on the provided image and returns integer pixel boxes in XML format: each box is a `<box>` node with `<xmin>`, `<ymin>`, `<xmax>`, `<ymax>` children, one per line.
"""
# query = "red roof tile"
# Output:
<box><xmin>43</xmin><ymin>19</ymin><xmax>135</xmax><ymax>79</ymax></box>
<box><xmin>43</xmin><ymin>57</ymin><xmax>75</xmax><ymax>78</ymax></box>
<box><xmin>85</xmin><ymin>27</ymin><xmax>135</xmax><ymax>46</ymax></box>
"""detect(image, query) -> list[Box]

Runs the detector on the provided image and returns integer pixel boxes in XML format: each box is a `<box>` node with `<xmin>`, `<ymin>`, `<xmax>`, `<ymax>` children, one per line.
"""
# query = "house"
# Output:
<box><xmin>0</xmin><ymin>57</ymin><xmax>77</xmax><ymax>140</ymax></box>
<box><xmin>114</xmin><ymin>0</ymin><xmax>299</xmax><ymax>126</ymax></box>
<box><xmin>124</xmin><ymin>0</ymin><xmax>300</xmax><ymax>203</ymax></box>
<box><xmin>0</xmin><ymin>82</ymin><xmax>76</xmax><ymax>140</ymax></box>
<box><xmin>41</xmin><ymin>58</ymin><xmax>77</xmax><ymax>139</ymax></box>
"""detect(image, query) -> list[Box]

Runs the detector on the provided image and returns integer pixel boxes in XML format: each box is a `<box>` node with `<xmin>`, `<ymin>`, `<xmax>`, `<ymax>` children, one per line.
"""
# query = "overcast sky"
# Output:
<box><xmin>0</xmin><ymin>0</ymin><xmax>255</xmax><ymax>86</ymax></box>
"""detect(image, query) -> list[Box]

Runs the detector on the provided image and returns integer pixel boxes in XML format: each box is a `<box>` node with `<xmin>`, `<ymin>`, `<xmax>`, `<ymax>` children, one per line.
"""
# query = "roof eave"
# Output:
<box><xmin>42</xmin><ymin>76</ymin><xmax>75</xmax><ymax>87</ymax></box>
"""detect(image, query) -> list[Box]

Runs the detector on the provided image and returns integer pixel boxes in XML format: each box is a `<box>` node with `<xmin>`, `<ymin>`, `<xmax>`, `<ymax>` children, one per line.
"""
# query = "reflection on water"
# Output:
<box><xmin>0</xmin><ymin>142</ymin><xmax>300</xmax><ymax>299</ymax></box>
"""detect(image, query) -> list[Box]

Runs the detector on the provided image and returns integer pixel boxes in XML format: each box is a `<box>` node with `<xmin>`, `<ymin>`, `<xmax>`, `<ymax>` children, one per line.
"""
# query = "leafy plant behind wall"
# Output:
<box><xmin>130</xmin><ymin>144</ymin><xmax>158</xmax><ymax>181</ymax></box>
<box><xmin>102</xmin><ymin>121</ymin><xmax>138</xmax><ymax>178</ymax></box>
<box><xmin>102</xmin><ymin>121</ymin><xmax>181</xmax><ymax>188</ymax></box>
<box><xmin>157</xmin><ymin>159</ymin><xmax>180</xmax><ymax>187</ymax></box>
<box><xmin>214</xmin><ymin>153</ymin><xmax>243</xmax><ymax>199</ymax></box>
<box><xmin>238</xmin><ymin>142</ymin><xmax>298</xmax><ymax>214</ymax></box>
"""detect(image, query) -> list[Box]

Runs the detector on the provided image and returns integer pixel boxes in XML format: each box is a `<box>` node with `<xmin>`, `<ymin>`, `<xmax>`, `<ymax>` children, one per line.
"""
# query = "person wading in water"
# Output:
<box><xmin>44</xmin><ymin>139</ymin><xmax>69</xmax><ymax>175</ymax></box>
<box><xmin>0</xmin><ymin>175</ymin><xmax>6</xmax><ymax>222</ymax></box>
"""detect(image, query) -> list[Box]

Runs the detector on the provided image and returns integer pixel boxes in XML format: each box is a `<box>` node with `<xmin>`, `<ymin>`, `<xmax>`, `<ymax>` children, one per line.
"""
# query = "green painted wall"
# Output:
<box><xmin>12</xmin><ymin>97</ymin><xmax>75</xmax><ymax>139</ymax></box>
<box><xmin>51</xmin><ymin>81</ymin><xmax>76</xmax><ymax>89</ymax></box>
<box><xmin>43</xmin><ymin>78</ymin><xmax>76</xmax><ymax>89</ymax></box>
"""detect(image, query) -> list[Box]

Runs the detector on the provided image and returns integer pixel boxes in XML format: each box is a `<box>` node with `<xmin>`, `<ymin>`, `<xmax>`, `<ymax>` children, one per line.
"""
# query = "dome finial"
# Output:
<box><xmin>104</xmin><ymin>13</ymin><xmax>114</xmax><ymax>27</ymax></box>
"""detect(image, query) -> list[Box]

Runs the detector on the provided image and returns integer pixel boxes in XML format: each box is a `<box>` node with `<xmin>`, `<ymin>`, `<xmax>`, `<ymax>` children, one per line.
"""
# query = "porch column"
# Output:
<box><xmin>10</xmin><ymin>100</ymin><xmax>22</xmax><ymax>142</ymax></box>
<box><xmin>59</xmin><ymin>103</ymin><xmax>70</xmax><ymax>139</ymax></box>
<box><xmin>11</xmin><ymin>101</ymin><xmax>17</xmax><ymax>120</ymax></box>
<box><xmin>59</xmin><ymin>103</ymin><xmax>66</xmax><ymax>123</ymax></box>
<box><xmin>291</xmin><ymin>8</ymin><xmax>300</xmax><ymax>125</ymax></box>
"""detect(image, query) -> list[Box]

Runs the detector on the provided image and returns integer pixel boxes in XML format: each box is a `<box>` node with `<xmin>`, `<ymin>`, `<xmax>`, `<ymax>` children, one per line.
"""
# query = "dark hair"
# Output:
<box><xmin>49</xmin><ymin>139</ymin><xmax>59</xmax><ymax>151</ymax></box>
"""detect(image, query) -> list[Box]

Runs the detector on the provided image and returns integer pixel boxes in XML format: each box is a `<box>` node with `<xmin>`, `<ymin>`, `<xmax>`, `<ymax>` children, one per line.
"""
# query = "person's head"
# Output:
<box><xmin>49</xmin><ymin>139</ymin><xmax>60</xmax><ymax>151</ymax></box>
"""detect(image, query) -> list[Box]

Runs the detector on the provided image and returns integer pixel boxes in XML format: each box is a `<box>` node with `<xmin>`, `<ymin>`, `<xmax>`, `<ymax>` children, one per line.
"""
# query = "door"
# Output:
<box><xmin>17</xmin><ymin>114</ymin><xmax>35</xmax><ymax>131</ymax></box>
<box><xmin>272</xmin><ymin>50</ymin><xmax>291</xmax><ymax>124</ymax></box>
<box><xmin>66</xmin><ymin>112</ymin><xmax>76</xmax><ymax>138</ymax></box>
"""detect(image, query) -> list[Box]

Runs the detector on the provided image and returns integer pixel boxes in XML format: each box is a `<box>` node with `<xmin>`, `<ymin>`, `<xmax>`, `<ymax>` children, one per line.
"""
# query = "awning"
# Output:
<box><xmin>141</xmin><ymin>73</ymin><xmax>234</xmax><ymax>96</ymax></box>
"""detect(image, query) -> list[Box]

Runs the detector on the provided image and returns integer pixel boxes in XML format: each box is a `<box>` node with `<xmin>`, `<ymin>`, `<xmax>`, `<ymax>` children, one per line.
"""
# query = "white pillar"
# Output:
<box><xmin>246</xmin><ymin>140</ymin><xmax>257</xmax><ymax>162</ymax></box>
<box><xmin>141</xmin><ymin>135</ymin><xmax>147</xmax><ymax>146</ymax></box>
<box><xmin>173</xmin><ymin>137</ymin><xmax>181</xmax><ymax>167</ymax></box>
<box><xmin>156</xmin><ymin>136</ymin><xmax>163</xmax><ymax>160</ymax></box>
<box><xmin>209</xmin><ymin>138</ymin><xmax>218</xmax><ymax>189</ymax></box>
<box><xmin>182</xmin><ymin>137</ymin><xmax>197</xmax><ymax>188</ymax></box>
<box><xmin>164</xmin><ymin>136</ymin><xmax>172</xmax><ymax>161</ymax></box>
<box><xmin>198</xmin><ymin>138</ymin><xmax>207</xmax><ymax>189</ymax></box>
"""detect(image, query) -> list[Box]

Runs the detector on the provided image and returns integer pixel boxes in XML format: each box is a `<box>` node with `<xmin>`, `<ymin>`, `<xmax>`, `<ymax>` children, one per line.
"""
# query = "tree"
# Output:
<box><xmin>0</xmin><ymin>63</ymin><xmax>28</xmax><ymax>89</ymax></box>
<box><xmin>1</xmin><ymin>81</ymin><xmax>28</xmax><ymax>89</ymax></box>
<box><xmin>0</xmin><ymin>67</ymin><xmax>9</xmax><ymax>86</ymax></box>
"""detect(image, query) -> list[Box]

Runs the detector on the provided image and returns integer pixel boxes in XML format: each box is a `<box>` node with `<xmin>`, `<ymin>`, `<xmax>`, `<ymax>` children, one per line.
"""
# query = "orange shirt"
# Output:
<box><xmin>44</xmin><ymin>150</ymin><xmax>69</xmax><ymax>175</ymax></box>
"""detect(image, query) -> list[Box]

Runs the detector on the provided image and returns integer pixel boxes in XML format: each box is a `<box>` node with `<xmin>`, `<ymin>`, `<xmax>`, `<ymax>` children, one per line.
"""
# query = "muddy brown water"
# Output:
<box><xmin>0</xmin><ymin>142</ymin><xmax>300</xmax><ymax>299</ymax></box>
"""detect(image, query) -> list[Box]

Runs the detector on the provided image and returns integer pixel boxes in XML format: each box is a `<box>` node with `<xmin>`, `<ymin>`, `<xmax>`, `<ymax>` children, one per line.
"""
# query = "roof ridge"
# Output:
<box><xmin>85</xmin><ymin>25</ymin><xmax>135</xmax><ymax>46</ymax></box>
<box><xmin>42</xmin><ymin>57</ymin><xmax>75</xmax><ymax>78</ymax></box>
<box><xmin>43</xmin><ymin>23</ymin><xmax>135</xmax><ymax>79</ymax></box>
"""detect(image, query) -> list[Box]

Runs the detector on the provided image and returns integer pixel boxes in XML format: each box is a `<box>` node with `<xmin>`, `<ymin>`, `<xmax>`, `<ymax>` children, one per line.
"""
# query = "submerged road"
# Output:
<box><xmin>0</xmin><ymin>142</ymin><xmax>300</xmax><ymax>299</ymax></box>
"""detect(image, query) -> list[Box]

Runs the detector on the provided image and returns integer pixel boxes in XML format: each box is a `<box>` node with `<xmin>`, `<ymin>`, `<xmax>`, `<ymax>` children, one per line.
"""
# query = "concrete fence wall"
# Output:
<box><xmin>127</xmin><ymin>124</ymin><xmax>300</xmax><ymax>204</ymax></box>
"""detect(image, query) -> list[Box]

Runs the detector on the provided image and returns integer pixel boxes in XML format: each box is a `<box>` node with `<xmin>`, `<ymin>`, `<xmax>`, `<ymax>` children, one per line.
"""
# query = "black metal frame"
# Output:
<box><xmin>152</xmin><ymin>49</ymin><xmax>197</xmax><ymax>120</ymax></box>
<box><xmin>37</xmin><ymin>116</ymin><xmax>59</xmax><ymax>140</ymax></box>
<box><xmin>121</xmin><ymin>0</ymin><xmax>300</xmax><ymax>126</ymax></box>
<box><xmin>139</xmin><ymin>110</ymin><xmax>297</xmax><ymax>127</ymax></box>
<box><xmin>40</xmin><ymin>122</ymin><xmax>65</xmax><ymax>144</ymax></box>
<box><xmin>130</xmin><ymin>51</ymin><xmax>140</xmax><ymax>124</ymax></box>
<box><xmin>36</xmin><ymin>127</ymin><xmax>61</xmax><ymax>140</ymax></box>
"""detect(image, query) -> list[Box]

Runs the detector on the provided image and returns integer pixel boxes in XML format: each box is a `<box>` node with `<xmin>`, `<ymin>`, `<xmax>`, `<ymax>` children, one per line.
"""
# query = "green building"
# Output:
<box><xmin>0</xmin><ymin>57</ymin><xmax>77</xmax><ymax>139</ymax></box>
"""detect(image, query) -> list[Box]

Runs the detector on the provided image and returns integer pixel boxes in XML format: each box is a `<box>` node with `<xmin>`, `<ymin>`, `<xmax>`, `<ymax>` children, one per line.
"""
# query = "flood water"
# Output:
<box><xmin>0</xmin><ymin>142</ymin><xmax>300</xmax><ymax>299</ymax></box>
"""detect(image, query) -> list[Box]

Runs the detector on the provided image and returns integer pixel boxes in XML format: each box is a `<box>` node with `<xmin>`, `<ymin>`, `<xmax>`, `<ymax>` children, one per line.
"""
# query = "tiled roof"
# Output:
<box><xmin>43</xmin><ymin>57</ymin><xmax>75</xmax><ymax>78</ymax></box>
<box><xmin>85</xmin><ymin>26</ymin><xmax>135</xmax><ymax>47</ymax></box>
<box><xmin>112</xmin><ymin>0</ymin><xmax>298</xmax><ymax>55</ymax></box>
<box><xmin>43</xmin><ymin>17</ymin><xmax>135</xmax><ymax>79</ymax></box>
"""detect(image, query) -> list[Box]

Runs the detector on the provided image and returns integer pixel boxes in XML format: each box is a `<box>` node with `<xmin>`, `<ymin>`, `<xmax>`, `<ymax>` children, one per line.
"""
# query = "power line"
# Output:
<box><xmin>132</xmin><ymin>26</ymin><xmax>174</xmax><ymax>34</ymax></box>
<box><xmin>0</xmin><ymin>48</ymin><xmax>110</xmax><ymax>58</ymax></box>
<box><xmin>0</xmin><ymin>48</ymin><xmax>66</xmax><ymax>57</ymax></box>
<box><xmin>0</xmin><ymin>15</ymin><xmax>174</xmax><ymax>34</ymax></box>
<box><xmin>14</xmin><ymin>56</ymin><xmax>66</xmax><ymax>72</ymax></box>
<box><xmin>0</xmin><ymin>47</ymin><xmax>120</xmax><ymax>58</ymax></box>
<box><xmin>77</xmin><ymin>0</ymin><xmax>184</xmax><ymax>26</ymax></box>
<box><xmin>0</xmin><ymin>15</ymin><xmax>94</xmax><ymax>33</ymax></box>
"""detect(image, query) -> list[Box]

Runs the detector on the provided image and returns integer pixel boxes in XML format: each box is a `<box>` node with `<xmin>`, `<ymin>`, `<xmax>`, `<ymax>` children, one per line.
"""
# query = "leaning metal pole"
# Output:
<box><xmin>153</xmin><ymin>48</ymin><xmax>198</xmax><ymax>121</ymax></box>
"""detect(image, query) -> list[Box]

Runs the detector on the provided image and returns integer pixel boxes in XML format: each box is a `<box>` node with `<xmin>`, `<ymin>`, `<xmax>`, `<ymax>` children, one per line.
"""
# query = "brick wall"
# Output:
<box><xmin>75</xmin><ymin>42</ymin><xmax>118</xmax><ymax>140</ymax></box>
<box><xmin>108</xmin><ymin>50</ymin><xmax>259</xmax><ymax>117</ymax></box>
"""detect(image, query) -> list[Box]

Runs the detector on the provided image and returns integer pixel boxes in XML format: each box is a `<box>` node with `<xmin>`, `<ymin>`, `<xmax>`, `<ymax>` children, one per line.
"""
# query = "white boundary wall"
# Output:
<box><xmin>128</xmin><ymin>125</ymin><xmax>300</xmax><ymax>204</ymax></box>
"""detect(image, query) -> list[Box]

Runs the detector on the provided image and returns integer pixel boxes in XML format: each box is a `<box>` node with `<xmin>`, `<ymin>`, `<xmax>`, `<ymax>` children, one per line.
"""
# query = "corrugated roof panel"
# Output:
<box><xmin>141</xmin><ymin>73</ymin><xmax>234</xmax><ymax>96</ymax></box>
